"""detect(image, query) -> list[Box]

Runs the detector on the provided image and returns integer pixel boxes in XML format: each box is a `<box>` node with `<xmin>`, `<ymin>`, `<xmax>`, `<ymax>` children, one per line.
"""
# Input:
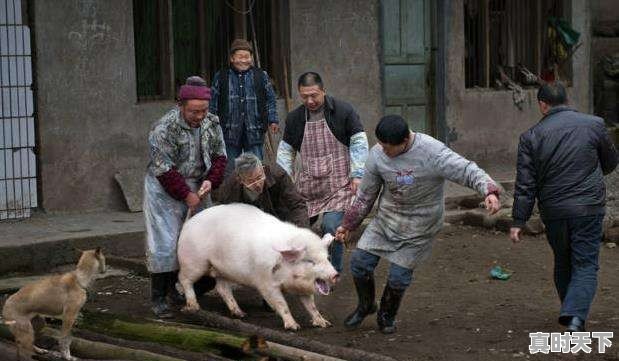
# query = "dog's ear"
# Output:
<box><xmin>95</xmin><ymin>247</ymin><xmax>102</xmax><ymax>256</ymax></box>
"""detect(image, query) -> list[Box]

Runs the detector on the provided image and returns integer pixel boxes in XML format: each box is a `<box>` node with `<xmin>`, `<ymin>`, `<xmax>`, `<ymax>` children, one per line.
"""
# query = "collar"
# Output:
<box><xmin>231</xmin><ymin>66</ymin><xmax>253</xmax><ymax>75</ymax></box>
<box><xmin>542</xmin><ymin>105</ymin><xmax>573</xmax><ymax>120</ymax></box>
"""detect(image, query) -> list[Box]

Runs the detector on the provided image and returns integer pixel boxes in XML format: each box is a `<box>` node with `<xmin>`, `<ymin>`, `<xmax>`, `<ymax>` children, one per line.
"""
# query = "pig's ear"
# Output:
<box><xmin>321</xmin><ymin>233</ymin><xmax>335</xmax><ymax>247</ymax></box>
<box><xmin>273</xmin><ymin>245</ymin><xmax>306</xmax><ymax>263</ymax></box>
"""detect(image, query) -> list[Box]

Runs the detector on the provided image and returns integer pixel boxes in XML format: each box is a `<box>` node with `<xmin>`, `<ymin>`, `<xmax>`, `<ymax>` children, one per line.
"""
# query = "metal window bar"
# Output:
<box><xmin>0</xmin><ymin>0</ymin><xmax>36</xmax><ymax>220</ymax></box>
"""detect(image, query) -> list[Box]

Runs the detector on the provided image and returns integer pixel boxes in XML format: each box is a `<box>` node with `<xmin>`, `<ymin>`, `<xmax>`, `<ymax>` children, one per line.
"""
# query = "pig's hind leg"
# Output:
<box><xmin>215</xmin><ymin>279</ymin><xmax>246</xmax><ymax>318</ymax></box>
<box><xmin>259</xmin><ymin>286</ymin><xmax>300</xmax><ymax>330</ymax></box>
<box><xmin>300</xmin><ymin>294</ymin><xmax>331</xmax><ymax>328</ymax></box>
<box><xmin>178</xmin><ymin>266</ymin><xmax>204</xmax><ymax>313</ymax></box>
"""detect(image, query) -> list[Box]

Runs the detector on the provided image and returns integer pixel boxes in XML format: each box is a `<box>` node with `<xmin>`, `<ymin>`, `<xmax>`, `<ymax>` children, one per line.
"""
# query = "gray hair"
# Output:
<box><xmin>234</xmin><ymin>152</ymin><xmax>262</xmax><ymax>177</ymax></box>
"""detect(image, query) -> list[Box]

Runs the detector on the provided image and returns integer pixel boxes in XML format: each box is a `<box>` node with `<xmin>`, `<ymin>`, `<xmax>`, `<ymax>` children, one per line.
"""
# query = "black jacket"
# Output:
<box><xmin>512</xmin><ymin>106</ymin><xmax>618</xmax><ymax>227</ymax></box>
<box><xmin>282</xmin><ymin>95</ymin><xmax>364</xmax><ymax>151</ymax></box>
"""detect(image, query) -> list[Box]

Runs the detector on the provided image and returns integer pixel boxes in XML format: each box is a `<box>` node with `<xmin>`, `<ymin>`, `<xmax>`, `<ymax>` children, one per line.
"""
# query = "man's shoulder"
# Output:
<box><xmin>152</xmin><ymin>108</ymin><xmax>179</xmax><ymax>131</ymax></box>
<box><xmin>328</xmin><ymin>96</ymin><xmax>354</xmax><ymax>114</ymax></box>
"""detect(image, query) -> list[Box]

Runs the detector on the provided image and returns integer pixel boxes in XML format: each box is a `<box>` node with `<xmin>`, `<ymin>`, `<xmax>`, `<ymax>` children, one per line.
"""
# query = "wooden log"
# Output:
<box><xmin>188</xmin><ymin>309</ymin><xmax>399</xmax><ymax>361</ymax></box>
<box><xmin>0</xmin><ymin>322</ymin><xmax>184</xmax><ymax>361</ymax></box>
<box><xmin>79</xmin><ymin>310</ymin><xmax>342</xmax><ymax>361</ymax></box>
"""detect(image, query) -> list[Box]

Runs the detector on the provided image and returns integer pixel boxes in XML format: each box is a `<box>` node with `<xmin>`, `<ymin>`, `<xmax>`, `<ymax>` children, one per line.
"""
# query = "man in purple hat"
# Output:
<box><xmin>143</xmin><ymin>76</ymin><xmax>227</xmax><ymax>317</ymax></box>
<box><xmin>210</xmin><ymin>39</ymin><xmax>279</xmax><ymax>173</ymax></box>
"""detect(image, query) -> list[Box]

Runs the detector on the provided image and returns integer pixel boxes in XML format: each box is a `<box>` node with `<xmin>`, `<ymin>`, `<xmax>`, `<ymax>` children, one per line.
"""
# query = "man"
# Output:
<box><xmin>277</xmin><ymin>72</ymin><xmax>369</xmax><ymax>274</ymax></box>
<box><xmin>510</xmin><ymin>82</ymin><xmax>618</xmax><ymax>332</ymax></box>
<box><xmin>336</xmin><ymin>115</ymin><xmax>500</xmax><ymax>334</ymax></box>
<box><xmin>215</xmin><ymin>152</ymin><xmax>308</xmax><ymax>228</ymax></box>
<box><xmin>144</xmin><ymin>76</ymin><xmax>226</xmax><ymax>317</ymax></box>
<box><xmin>210</xmin><ymin>39</ymin><xmax>279</xmax><ymax>173</ymax></box>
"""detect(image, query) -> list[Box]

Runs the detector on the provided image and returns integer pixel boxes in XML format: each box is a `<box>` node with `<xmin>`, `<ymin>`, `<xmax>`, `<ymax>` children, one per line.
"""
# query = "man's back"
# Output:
<box><xmin>516</xmin><ymin>106</ymin><xmax>617</xmax><ymax>220</ymax></box>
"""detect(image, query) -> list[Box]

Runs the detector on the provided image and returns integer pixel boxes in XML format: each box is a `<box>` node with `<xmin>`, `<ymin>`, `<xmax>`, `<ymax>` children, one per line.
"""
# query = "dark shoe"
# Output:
<box><xmin>344</xmin><ymin>275</ymin><xmax>377</xmax><ymax>330</ymax></box>
<box><xmin>151</xmin><ymin>272</ymin><xmax>173</xmax><ymax>318</ymax></box>
<box><xmin>377</xmin><ymin>284</ymin><xmax>405</xmax><ymax>334</ymax></box>
<box><xmin>565</xmin><ymin>317</ymin><xmax>585</xmax><ymax>332</ymax></box>
<box><xmin>167</xmin><ymin>271</ymin><xmax>186</xmax><ymax>306</ymax></box>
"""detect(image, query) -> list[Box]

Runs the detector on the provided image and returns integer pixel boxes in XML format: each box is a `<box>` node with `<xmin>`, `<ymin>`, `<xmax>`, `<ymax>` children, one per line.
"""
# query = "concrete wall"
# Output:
<box><xmin>33</xmin><ymin>0</ymin><xmax>172</xmax><ymax>212</ymax></box>
<box><xmin>288</xmin><ymin>0</ymin><xmax>383</xmax><ymax>143</ymax></box>
<box><xmin>592</xmin><ymin>0</ymin><xmax>619</xmax><ymax>24</ymax></box>
<box><xmin>444</xmin><ymin>0</ymin><xmax>592</xmax><ymax>165</ymax></box>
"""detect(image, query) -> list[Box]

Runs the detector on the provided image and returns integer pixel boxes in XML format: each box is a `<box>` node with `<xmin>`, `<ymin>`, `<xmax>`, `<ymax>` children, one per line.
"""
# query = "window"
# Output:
<box><xmin>133</xmin><ymin>0</ymin><xmax>290</xmax><ymax>101</ymax></box>
<box><xmin>464</xmin><ymin>0</ymin><xmax>571</xmax><ymax>89</ymax></box>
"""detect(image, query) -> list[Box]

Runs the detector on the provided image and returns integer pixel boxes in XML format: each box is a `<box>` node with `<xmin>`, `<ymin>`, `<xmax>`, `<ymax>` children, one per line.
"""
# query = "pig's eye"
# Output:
<box><xmin>302</xmin><ymin>259</ymin><xmax>315</xmax><ymax>265</ymax></box>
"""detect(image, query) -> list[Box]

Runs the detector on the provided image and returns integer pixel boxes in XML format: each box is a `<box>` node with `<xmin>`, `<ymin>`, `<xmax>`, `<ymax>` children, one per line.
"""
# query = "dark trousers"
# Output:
<box><xmin>544</xmin><ymin>214</ymin><xmax>604</xmax><ymax>324</ymax></box>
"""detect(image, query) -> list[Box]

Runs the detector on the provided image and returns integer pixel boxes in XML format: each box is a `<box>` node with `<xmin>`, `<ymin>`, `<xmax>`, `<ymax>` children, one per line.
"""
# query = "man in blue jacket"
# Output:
<box><xmin>511</xmin><ymin>82</ymin><xmax>618</xmax><ymax>332</ymax></box>
<box><xmin>210</xmin><ymin>39</ymin><xmax>279</xmax><ymax>173</ymax></box>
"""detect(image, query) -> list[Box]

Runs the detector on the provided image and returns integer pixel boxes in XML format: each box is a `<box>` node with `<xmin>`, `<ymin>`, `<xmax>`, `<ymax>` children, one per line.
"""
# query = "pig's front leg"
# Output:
<box><xmin>260</xmin><ymin>287</ymin><xmax>300</xmax><ymax>330</ymax></box>
<box><xmin>178</xmin><ymin>269</ymin><xmax>201</xmax><ymax>313</ymax></box>
<box><xmin>299</xmin><ymin>294</ymin><xmax>331</xmax><ymax>328</ymax></box>
<box><xmin>215</xmin><ymin>279</ymin><xmax>246</xmax><ymax>318</ymax></box>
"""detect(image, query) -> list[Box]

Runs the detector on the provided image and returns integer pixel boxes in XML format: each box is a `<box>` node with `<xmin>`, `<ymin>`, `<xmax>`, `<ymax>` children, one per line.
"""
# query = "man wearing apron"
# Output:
<box><xmin>336</xmin><ymin>115</ymin><xmax>501</xmax><ymax>334</ymax></box>
<box><xmin>143</xmin><ymin>76</ymin><xmax>227</xmax><ymax>317</ymax></box>
<box><xmin>277</xmin><ymin>72</ymin><xmax>369</xmax><ymax>274</ymax></box>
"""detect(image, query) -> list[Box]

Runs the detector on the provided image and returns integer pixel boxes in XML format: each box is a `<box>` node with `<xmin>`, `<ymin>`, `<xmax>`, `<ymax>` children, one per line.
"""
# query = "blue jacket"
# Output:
<box><xmin>210</xmin><ymin>67</ymin><xmax>278</xmax><ymax>147</ymax></box>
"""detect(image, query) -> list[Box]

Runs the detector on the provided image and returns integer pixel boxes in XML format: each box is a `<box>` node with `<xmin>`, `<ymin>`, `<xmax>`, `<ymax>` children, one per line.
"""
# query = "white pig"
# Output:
<box><xmin>177</xmin><ymin>203</ymin><xmax>339</xmax><ymax>330</ymax></box>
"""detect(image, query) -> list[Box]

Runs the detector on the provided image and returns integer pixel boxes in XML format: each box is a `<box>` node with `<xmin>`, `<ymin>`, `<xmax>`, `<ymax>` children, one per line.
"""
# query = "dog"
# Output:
<box><xmin>2</xmin><ymin>248</ymin><xmax>106</xmax><ymax>360</ymax></box>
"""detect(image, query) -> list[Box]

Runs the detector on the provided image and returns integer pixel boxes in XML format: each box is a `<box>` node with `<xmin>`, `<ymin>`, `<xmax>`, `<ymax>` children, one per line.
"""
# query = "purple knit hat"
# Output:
<box><xmin>179</xmin><ymin>76</ymin><xmax>211</xmax><ymax>101</ymax></box>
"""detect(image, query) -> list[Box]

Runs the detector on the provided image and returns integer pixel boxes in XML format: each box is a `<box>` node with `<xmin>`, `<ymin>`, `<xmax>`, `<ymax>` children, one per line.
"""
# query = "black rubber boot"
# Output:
<box><xmin>168</xmin><ymin>271</ymin><xmax>186</xmax><ymax>306</ymax></box>
<box><xmin>344</xmin><ymin>275</ymin><xmax>377</xmax><ymax>330</ymax></box>
<box><xmin>377</xmin><ymin>284</ymin><xmax>405</xmax><ymax>334</ymax></box>
<box><xmin>151</xmin><ymin>272</ymin><xmax>173</xmax><ymax>318</ymax></box>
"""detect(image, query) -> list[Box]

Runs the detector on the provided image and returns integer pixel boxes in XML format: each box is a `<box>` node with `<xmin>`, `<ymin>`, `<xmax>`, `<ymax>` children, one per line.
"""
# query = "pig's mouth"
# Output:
<box><xmin>314</xmin><ymin>279</ymin><xmax>331</xmax><ymax>295</ymax></box>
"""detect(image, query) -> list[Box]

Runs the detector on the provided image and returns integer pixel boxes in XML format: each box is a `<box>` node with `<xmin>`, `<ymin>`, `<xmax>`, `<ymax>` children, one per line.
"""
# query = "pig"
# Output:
<box><xmin>177</xmin><ymin>203</ymin><xmax>339</xmax><ymax>330</ymax></box>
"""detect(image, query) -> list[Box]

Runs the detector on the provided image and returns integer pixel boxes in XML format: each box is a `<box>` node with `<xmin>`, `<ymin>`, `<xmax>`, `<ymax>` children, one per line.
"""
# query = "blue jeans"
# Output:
<box><xmin>321</xmin><ymin>211</ymin><xmax>344</xmax><ymax>273</ymax></box>
<box><xmin>544</xmin><ymin>214</ymin><xmax>604</xmax><ymax>325</ymax></box>
<box><xmin>350</xmin><ymin>248</ymin><xmax>413</xmax><ymax>290</ymax></box>
<box><xmin>225</xmin><ymin>144</ymin><xmax>264</xmax><ymax>176</ymax></box>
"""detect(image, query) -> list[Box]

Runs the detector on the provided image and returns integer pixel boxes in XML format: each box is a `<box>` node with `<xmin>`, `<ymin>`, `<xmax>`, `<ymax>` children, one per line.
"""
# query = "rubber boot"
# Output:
<box><xmin>344</xmin><ymin>275</ymin><xmax>377</xmax><ymax>330</ymax></box>
<box><xmin>168</xmin><ymin>271</ymin><xmax>186</xmax><ymax>306</ymax></box>
<box><xmin>150</xmin><ymin>272</ymin><xmax>173</xmax><ymax>318</ymax></box>
<box><xmin>377</xmin><ymin>284</ymin><xmax>405</xmax><ymax>334</ymax></box>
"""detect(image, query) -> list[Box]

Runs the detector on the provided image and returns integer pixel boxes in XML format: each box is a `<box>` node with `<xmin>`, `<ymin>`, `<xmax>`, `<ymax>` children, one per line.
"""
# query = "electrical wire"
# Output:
<box><xmin>224</xmin><ymin>0</ymin><xmax>256</xmax><ymax>15</ymax></box>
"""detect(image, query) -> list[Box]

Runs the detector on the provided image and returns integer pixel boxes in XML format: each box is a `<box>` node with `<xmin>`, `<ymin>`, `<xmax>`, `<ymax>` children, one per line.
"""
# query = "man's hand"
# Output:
<box><xmin>185</xmin><ymin>192</ymin><xmax>201</xmax><ymax>209</ymax></box>
<box><xmin>198</xmin><ymin>180</ymin><xmax>212</xmax><ymax>198</ymax></box>
<box><xmin>269</xmin><ymin>123</ymin><xmax>279</xmax><ymax>134</ymax></box>
<box><xmin>484</xmin><ymin>194</ymin><xmax>500</xmax><ymax>215</ymax></box>
<box><xmin>350</xmin><ymin>178</ymin><xmax>362</xmax><ymax>194</ymax></box>
<box><xmin>510</xmin><ymin>227</ymin><xmax>523</xmax><ymax>243</ymax></box>
<box><xmin>335</xmin><ymin>226</ymin><xmax>350</xmax><ymax>243</ymax></box>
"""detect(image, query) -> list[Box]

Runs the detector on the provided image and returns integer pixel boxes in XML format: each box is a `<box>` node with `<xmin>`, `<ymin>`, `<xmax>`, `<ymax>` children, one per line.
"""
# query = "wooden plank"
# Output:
<box><xmin>401</xmin><ymin>0</ymin><xmax>425</xmax><ymax>58</ymax></box>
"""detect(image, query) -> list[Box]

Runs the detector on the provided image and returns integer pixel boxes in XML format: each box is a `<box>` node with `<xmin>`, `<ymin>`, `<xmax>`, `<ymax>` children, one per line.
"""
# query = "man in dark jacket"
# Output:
<box><xmin>214</xmin><ymin>152</ymin><xmax>309</xmax><ymax>228</ymax></box>
<box><xmin>210</xmin><ymin>39</ymin><xmax>279</xmax><ymax>173</ymax></box>
<box><xmin>511</xmin><ymin>82</ymin><xmax>618</xmax><ymax>332</ymax></box>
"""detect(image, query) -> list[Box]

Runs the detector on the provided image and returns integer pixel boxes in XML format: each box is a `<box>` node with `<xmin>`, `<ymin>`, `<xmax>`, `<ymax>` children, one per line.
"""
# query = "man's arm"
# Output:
<box><xmin>276</xmin><ymin>140</ymin><xmax>296</xmax><ymax>177</ymax></box>
<box><xmin>349</xmin><ymin>132</ymin><xmax>369</xmax><ymax>179</ymax></box>
<box><xmin>263</xmin><ymin>71</ymin><xmax>278</xmax><ymax>125</ymax></box>
<box><xmin>149</xmin><ymin>127</ymin><xmax>190</xmax><ymax>201</ymax></box>
<box><xmin>209</xmin><ymin>71</ymin><xmax>221</xmax><ymax>116</ymax></box>
<box><xmin>340</xmin><ymin>152</ymin><xmax>383</xmax><ymax>231</ymax></box>
<box><xmin>433</xmin><ymin>141</ymin><xmax>500</xmax><ymax>199</ymax></box>
<box><xmin>511</xmin><ymin>134</ymin><xmax>537</xmax><ymax>227</ymax></box>
<box><xmin>595</xmin><ymin>123</ymin><xmax>618</xmax><ymax>175</ymax></box>
<box><xmin>204</xmin><ymin>119</ymin><xmax>227</xmax><ymax>189</ymax></box>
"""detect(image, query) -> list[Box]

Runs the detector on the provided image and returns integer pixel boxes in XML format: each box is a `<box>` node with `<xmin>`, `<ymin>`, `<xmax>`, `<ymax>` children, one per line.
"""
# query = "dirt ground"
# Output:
<box><xmin>76</xmin><ymin>225</ymin><xmax>618</xmax><ymax>361</ymax></box>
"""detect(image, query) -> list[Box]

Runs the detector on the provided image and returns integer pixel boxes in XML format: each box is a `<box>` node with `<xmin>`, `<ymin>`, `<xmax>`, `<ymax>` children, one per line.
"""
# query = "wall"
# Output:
<box><xmin>592</xmin><ymin>0</ymin><xmax>619</xmax><ymax>24</ymax></box>
<box><xmin>288</xmin><ymin>0</ymin><xmax>383</xmax><ymax>143</ymax></box>
<box><xmin>33</xmin><ymin>0</ymin><xmax>172</xmax><ymax>212</ymax></box>
<box><xmin>444</xmin><ymin>0</ymin><xmax>591</xmax><ymax>165</ymax></box>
